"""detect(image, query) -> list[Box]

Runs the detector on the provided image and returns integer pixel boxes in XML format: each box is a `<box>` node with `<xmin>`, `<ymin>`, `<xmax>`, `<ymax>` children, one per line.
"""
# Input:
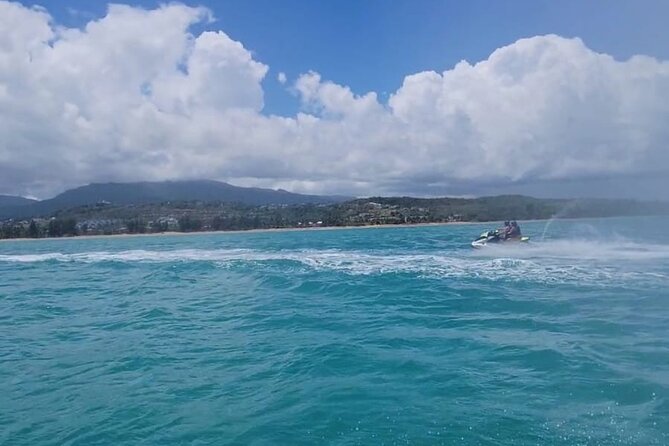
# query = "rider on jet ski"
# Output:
<box><xmin>496</xmin><ymin>221</ymin><xmax>521</xmax><ymax>240</ymax></box>
<box><xmin>472</xmin><ymin>221</ymin><xmax>527</xmax><ymax>248</ymax></box>
<box><xmin>507</xmin><ymin>221</ymin><xmax>521</xmax><ymax>239</ymax></box>
<box><xmin>498</xmin><ymin>221</ymin><xmax>511</xmax><ymax>240</ymax></box>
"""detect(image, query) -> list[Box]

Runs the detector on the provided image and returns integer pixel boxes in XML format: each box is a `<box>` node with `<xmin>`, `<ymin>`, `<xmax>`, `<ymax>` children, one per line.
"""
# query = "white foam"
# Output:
<box><xmin>1</xmin><ymin>244</ymin><xmax>666</xmax><ymax>285</ymax></box>
<box><xmin>0</xmin><ymin>248</ymin><xmax>264</xmax><ymax>264</ymax></box>
<box><xmin>469</xmin><ymin>239</ymin><xmax>669</xmax><ymax>262</ymax></box>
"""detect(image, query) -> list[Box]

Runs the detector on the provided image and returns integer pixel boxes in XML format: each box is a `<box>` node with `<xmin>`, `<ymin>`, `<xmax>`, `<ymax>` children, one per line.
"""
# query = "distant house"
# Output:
<box><xmin>157</xmin><ymin>216</ymin><xmax>179</xmax><ymax>231</ymax></box>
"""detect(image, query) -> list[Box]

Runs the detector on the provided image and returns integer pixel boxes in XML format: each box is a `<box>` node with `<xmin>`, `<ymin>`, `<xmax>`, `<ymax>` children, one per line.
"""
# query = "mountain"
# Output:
<box><xmin>0</xmin><ymin>195</ymin><xmax>38</xmax><ymax>208</ymax></box>
<box><xmin>0</xmin><ymin>180</ymin><xmax>351</xmax><ymax>219</ymax></box>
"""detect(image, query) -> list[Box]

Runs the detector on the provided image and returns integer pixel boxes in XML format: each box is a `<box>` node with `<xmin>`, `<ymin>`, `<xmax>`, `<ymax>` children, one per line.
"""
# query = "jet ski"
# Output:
<box><xmin>471</xmin><ymin>230</ymin><xmax>530</xmax><ymax>248</ymax></box>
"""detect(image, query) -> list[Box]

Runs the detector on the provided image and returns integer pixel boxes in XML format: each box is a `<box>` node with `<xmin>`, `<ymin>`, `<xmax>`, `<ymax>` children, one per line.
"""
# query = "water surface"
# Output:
<box><xmin>1</xmin><ymin>217</ymin><xmax>668</xmax><ymax>445</ymax></box>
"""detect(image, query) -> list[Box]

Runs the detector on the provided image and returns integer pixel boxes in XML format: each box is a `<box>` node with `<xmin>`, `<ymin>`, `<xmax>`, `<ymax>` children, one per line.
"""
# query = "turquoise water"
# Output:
<box><xmin>1</xmin><ymin>217</ymin><xmax>668</xmax><ymax>445</ymax></box>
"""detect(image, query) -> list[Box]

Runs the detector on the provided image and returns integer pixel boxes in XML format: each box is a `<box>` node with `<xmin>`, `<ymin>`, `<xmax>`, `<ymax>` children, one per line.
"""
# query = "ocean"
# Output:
<box><xmin>1</xmin><ymin>217</ymin><xmax>668</xmax><ymax>445</ymax></box>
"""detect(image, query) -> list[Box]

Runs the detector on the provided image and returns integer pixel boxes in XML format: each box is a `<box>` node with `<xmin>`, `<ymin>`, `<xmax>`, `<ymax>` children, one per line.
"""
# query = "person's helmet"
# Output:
<box><xmin>511</xmin><ymin>221</ymin><xmax>517</xmax><ymax>226</ymax></box>
<box><xmin>504</xmin><ymin>221</ymin><xmax>510</xmax><ymax>226</ymax></box>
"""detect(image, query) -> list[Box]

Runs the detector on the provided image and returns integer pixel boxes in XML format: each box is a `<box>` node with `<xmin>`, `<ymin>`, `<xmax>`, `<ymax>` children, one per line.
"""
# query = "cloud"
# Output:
<box><xmin>388</xmin><ymin>36</ymin><xmax>669</xmax><ymax>184</ymax></box>
<box><xmin>0</xmin><ymin>1</ymin><xmax>668</xmax><ymax>199</ymax></box>
<box><xmin>277</xmin><ymin>71</ymin><xmax>287</xmax><ymax>84</ymax></box>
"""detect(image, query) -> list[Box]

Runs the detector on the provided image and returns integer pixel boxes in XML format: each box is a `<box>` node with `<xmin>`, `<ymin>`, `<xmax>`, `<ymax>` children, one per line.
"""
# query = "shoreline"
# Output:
<box><xmin>0</xmin><ymin>221</ymin><xmax>482</xmax><ymax>243</ymax></box>
<box><xmin>0</xmin><ymin>214</ymin><xmax>655</xmax><ymax>243</ymax></box>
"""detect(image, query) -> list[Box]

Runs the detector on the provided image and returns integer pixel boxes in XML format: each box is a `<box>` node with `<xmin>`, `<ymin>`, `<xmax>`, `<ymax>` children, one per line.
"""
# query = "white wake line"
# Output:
<box><xmin>0</xmin><ymin>248</ymin><xmax>666</xmax><ymax>285</ymax></box>
<box><xmin>1</xmin><ymin>240</ymin><xmax>669</xmax><ymax>264</ymax></box>
<box><xmin>468</xmin><ymin>239</ymin><xmax>669</xmax><ymax>261</ymax></box>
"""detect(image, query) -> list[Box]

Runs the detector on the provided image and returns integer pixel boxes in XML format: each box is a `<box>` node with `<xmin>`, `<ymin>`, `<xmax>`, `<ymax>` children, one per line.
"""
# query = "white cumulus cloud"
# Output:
<box><xmin>0</xmin><ymin>1</ymin><xmax>668</xmax><ymax>199</ymax></box>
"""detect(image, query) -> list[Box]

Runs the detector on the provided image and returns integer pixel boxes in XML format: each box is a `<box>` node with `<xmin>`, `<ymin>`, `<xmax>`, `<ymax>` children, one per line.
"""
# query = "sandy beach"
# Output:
<box><xmin>0</xmin><ymin>220</ymin><xmax>487</xmax><ymax>243</ymax></box>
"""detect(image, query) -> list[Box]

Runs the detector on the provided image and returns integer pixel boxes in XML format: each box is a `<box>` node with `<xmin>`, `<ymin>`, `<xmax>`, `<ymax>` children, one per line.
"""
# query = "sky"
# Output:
<box><xmin>1</xmin><ymin>0</ymin><xmax>668</xmax><ymax>199</ymax></box>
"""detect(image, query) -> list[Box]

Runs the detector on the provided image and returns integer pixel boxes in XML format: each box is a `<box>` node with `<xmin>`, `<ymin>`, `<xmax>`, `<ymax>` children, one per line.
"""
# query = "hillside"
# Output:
<box><xmin>0</xmin><ymin>195</ymin><xmax>37</xmax><ymax>208</ymax></box>
<box><xmin>0</xmin><ymin>180</ymin><xmax>350</xmax><ymax>219</ymax></box>
<box><xmin>3</xmin><ymin>194</ymin><xmax>669</xmax><ymax>239</ymax></box>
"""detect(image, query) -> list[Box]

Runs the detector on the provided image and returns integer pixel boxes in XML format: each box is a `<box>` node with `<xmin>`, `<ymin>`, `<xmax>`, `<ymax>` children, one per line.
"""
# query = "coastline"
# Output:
<box><xmin>0</xmin><ymin>221</ymin><xmax>483</xmax><ymax>243</ymax></box>
<box><xmin>1</xmin><ymin>214</ymin><xmax>652</xmax><ymax>243</ymax></box>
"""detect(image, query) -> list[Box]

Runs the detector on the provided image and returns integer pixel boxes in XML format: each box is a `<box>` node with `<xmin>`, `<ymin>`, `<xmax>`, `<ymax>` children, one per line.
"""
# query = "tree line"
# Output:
<box><xmin>0</xmin><ymin>218</ymin><xmax>78</xmax><ymax>239</ymax></box>
<box><xmin>1</xmin><ymin>196</ymin><xmax>667</xmax><ymax>239</ymax></box>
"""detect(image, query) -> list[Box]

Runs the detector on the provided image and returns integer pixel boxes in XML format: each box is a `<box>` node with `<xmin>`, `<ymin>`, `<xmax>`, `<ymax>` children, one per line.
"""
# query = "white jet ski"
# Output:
<box><xmin>471</xmin><ymin>230</ymin><xmax>530</xmax><ymax>248</ymax></box>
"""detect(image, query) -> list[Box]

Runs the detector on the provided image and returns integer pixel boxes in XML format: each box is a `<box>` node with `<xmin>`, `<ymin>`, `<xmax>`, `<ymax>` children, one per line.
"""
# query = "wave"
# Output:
<box><xmin>1</xmin><ymin>241</ymin><xmax>667</xmax><ymax>285</ymax></box>
<box><xmin>0</xmin><ymin>248</ymin><xmax>260</xmax><ymax>264</ymax></box>
<box><xmin>3</xmin><ymin>238</ymin><xmax>666</xmax><ymax>263</ymax></box>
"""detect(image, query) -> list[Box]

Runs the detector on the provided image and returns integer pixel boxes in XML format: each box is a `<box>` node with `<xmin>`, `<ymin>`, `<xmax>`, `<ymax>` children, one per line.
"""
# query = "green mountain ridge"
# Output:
<box><xmin>0</xmin><ymin>195</ymin><xmax>38</xmax><ymax>208</ymax></box>
<box><xmin>3</xmin><ymin>182</ymin><xmax>669</xmax><ymax>239</ymax></box>
<box><xmin>0</xmin><ymin>180</ymin><xmax>351</xmax><ymax>219</ymax></box>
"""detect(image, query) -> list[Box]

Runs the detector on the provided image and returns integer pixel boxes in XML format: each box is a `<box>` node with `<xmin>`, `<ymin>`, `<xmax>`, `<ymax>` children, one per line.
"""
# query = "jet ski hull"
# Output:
<box><xmin>471</xmin><ymin>231</ymin><xmax>529</xmax><ymax>248</ymax></box>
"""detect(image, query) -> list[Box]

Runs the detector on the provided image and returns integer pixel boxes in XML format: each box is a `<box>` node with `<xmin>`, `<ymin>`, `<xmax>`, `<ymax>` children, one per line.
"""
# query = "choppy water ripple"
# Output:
<box><xmin>1</xmin><ymin>217</ymin><xmax>668</xmax><ymax>445</ymax></box>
